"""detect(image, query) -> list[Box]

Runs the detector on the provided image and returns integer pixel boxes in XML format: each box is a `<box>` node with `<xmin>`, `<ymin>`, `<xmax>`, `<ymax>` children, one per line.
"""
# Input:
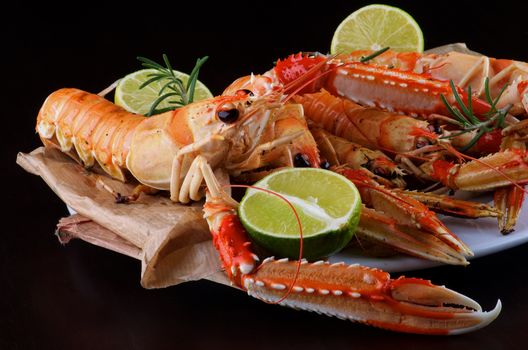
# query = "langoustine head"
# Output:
<box><xmin>222</xmin><ymin>74</ymin><xmax>322</xmax><ymax>175</ymax></box>
<box><xmin>218</xmin><ymin>89</ymin><xmax>320</xmax><ymax>176</ymax></box>
<box><xmin>127</xmin><ymin>89</ymin><xmax>320</xmax><ymax>189</ymax></box>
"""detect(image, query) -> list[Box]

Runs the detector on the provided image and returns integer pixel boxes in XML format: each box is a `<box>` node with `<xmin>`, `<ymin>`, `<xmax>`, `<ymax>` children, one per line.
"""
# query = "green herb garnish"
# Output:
<box><xmin>360</xmin><ymin>47</ymin><xmax>390</xmax><ymax>63</ymax></box>
<box><xmin>136</xmin><ymin>54</ymin><xmax>208</xmax><ymax>116</ymax></box>
<box><xmin>440</xmin><ymin>78</ymin><xmax>511</xmax><ymax>151</ymax></box>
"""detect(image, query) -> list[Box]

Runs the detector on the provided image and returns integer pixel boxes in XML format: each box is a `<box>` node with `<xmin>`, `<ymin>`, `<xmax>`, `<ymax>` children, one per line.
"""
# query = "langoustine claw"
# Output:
<box><xmin>242</xmin><ymin>258</ymin><xmax>501</xmax><ymax>335</ymax></box>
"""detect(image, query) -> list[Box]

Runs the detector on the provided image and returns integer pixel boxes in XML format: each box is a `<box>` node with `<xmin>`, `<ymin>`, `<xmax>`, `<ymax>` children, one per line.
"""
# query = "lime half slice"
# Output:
<box><xmin>239</xmin><ymin>168</ymin><xmax>361</xmax><ymax>260</ymax></box>
<box><xmin>330</xmin><ymin>4</ymin><xmax>424</xmax><ymax>54</ymax></box>
<box><xmin>115</xmin><ymin>69</ymin><xmax>213</xmax><ymax>115</ymax></box>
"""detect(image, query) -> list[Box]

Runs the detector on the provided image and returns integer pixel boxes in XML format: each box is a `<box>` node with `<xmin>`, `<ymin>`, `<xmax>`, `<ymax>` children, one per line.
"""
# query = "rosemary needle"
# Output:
<box><xmin>136</xmin><ymin>54</ymin><xmax>209</xmax><ymax>116</ymax></box>
<box><xmin>360</xmin><ymin>47</ymin><xmax>390</xmax><ymax>63</ymax></box>
<box><xmin>440</xmin><ymin>78</ymin><xmax>511</xmax><ymax>151</ymax></box>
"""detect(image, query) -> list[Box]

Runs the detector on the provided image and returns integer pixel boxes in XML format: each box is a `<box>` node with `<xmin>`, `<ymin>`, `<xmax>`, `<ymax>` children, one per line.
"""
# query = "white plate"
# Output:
<box><xmin>329</xmin><ymin>193</ymin><xmax>528</xmax><ymax>272</ymax></box>
<box><xmin>67</xmin><ymin>193</ymin><xmax>528</xmax><ymax>273</ymax></box>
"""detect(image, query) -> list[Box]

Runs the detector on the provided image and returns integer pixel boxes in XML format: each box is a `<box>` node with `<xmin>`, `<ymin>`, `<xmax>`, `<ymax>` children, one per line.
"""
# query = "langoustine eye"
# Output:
<box><xmin>320</xmin><ymin>160</ymin><xmax>330</xmax><ymax>169</ymax></box>
<box><xmin>294</xmin><ymin>153</ymin><xmax>311</xmax><ymax>167</ymax></box>
<box><xmin>217</xmin><ymin>102</ymin><xmax>240</xmax><ymax>123</ymax></box>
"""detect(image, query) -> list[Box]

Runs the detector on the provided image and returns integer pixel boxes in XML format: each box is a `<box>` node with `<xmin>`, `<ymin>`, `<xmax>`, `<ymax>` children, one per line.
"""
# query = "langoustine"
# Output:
<box><xmin>35</xmin><ymin>81</ymin><xmax>500</xmax><ymax>334</ymax></box>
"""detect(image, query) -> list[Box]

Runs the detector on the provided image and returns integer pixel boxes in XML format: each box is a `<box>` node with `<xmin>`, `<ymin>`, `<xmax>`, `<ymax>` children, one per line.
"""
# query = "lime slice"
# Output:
<box><xmin>114</xmin><ymin>69</ymin><xmax>213</xmax><ymax>115</ymax></box>
<box><xmin>239</xmin><ymin>168</ymin><xmax>361</xmax><ymax>260</ymax></box>
<box><xmin>330</xmin><ymin>4</ymin><xmax>424</xmax><ymax>54</ymax></box>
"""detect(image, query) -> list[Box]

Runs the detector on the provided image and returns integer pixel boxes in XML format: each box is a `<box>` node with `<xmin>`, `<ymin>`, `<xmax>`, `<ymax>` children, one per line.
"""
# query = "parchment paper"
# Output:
<box><xmin>17</xmin><ymin>43</ymin><xmax>474</xmax><ymax>289</ymax></box>
<box><xmin>17</xmin><ymin>147</ymin><xmax>228</xmax><ymax>288</ymax></box>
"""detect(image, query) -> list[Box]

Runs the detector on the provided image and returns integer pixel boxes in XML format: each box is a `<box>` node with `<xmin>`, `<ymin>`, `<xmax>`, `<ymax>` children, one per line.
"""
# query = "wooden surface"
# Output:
<box><xmin>4</xmin><ymin>1</ymin><xmax>528</xmax><ymax>349</ymax></box>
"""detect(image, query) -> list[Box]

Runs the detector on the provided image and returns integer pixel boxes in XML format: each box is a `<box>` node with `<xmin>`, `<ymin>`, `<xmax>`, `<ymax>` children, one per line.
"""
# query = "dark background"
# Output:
<box><xmin>3</xmin><ymin>1</ymin><xmax>528</xmax><ymax>349</ymax></box>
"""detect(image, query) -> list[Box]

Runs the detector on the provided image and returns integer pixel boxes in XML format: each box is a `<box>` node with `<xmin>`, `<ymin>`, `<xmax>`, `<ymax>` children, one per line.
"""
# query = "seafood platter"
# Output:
<box><xmin>20</xmin><ymin>4</ymin><xmax>528</xmax><ymax>335</ymax></box>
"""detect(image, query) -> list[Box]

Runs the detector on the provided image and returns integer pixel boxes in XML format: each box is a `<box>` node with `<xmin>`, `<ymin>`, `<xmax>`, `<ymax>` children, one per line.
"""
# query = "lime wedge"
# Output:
<box><xmin>114</xmin><ymin>69</ymin><xmax>213</xmax><ymax>115</ymax></box>
<box><xmin>330</xmin><ymin>4</ymin><xmax>424</xmax><ymax>54</ymax></box>
<box><xmin>239</xmin><ymin>168</ymin><xmax>361</xmax><ymax>260</ymax></box>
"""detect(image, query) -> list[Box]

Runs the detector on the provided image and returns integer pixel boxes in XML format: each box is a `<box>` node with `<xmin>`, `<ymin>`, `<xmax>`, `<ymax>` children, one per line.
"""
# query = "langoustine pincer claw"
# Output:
<box><xmin>243</xmin><ymin>258</ymin><xmax>501</xmax><ymax>335</ymax></box>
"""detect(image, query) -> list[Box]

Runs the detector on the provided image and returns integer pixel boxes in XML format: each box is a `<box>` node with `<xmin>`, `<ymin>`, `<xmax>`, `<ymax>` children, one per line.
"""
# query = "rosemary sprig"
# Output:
<box><xmin>360</xmin><ymin>47</ymin><xmax>390</xmax><ymax>63</ymax></box>
<box><xmin>439</xmin><ymin>78</ymin><xmax>511</xmax><ymax>151</ymax></box>
<box><xmin>136</xmin><ymin>54</ymin><xmax>209</xmax><ymax>116</ymax></box>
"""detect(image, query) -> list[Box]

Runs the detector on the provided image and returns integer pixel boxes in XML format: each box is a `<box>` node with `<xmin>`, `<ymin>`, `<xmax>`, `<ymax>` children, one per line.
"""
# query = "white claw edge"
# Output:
<box><xmin>239</xmin><ymin>262</ymin><xmax>254</xmax><ymax>275</ymax></box>
<box><xmin>262</xmin><ymin>256</ymin><xmax>275</xmax><ymax>264</ymax></box>
<box><xmin>330</xmin><ymin>262</ymin><xmax>345</xmax><ymax>267</ymax></box>
<box><xmin>448</xmin><ymin>300</ymin><xmax>502</xmax><ymax>335</ymax></box>
<box><xmin>271</xmin><ymin>283</ymin><xmax>287</xmax><ymax>290</ymax></box>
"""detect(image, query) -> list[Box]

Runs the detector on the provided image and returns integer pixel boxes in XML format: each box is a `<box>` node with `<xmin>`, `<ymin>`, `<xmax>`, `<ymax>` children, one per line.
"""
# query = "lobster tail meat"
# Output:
<box><xmin>243</xmin><ymin>259</ymin><xmax>501</xmax><ymax>335</ymax></box>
